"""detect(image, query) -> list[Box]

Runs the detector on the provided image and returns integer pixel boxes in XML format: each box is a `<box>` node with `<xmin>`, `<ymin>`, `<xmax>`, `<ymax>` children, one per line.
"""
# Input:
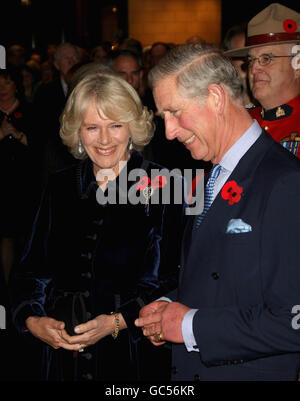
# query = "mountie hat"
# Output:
<box><xmin>225</xmin><ymin>3</ymin><xmax>300</xmax><ymax>57</ymax></box>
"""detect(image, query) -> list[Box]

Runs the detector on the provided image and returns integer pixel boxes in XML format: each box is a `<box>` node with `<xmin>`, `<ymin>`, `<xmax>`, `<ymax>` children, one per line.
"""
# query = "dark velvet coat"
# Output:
<box><xmin>11</xmin><ymin>151</ymin><xmax>185</xmax><ymax>381</ymax></box>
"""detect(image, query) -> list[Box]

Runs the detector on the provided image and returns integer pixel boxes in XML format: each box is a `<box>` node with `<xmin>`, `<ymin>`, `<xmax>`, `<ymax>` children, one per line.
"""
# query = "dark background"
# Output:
<box><xmin>0</xmin><ymin>0</ymin><xmax>299</xmax><ymax>56</ymax></box>
<box><xmin>222</xmin><ymin>0</ymin><xmax>300</xmax><ymax>36</ymax></box>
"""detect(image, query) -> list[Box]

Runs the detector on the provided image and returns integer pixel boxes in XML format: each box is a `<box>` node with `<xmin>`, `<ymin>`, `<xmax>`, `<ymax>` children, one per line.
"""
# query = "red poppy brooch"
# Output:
<box><xmin>221</xmin><ymin>180</ymin><xmax>243</xmax><ymax>205</ymax></box>
<box><xmin>14</xmin><ymin>111</ymin><xmax>22</xmax><ymax>119</ymax></box>
<box><xmin>137</xmin><ymin>175</ymin><xmax>167</xmax><ymax>214</ymax></box>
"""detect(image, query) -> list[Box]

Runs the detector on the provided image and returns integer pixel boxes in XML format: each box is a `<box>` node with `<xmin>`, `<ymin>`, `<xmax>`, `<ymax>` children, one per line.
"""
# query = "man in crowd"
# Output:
<box><xmin>222</xmin><ymin>23</ymin><xmax>254</xmax><ymax>108</ymax></box>
<box><xmin>34</xmin><ymin>43</ymin><xmax>81</xmax><ymax>181</ymax></box>
<box><xmin>135</xmin><ymin>42</ymin><xmax>300</xmax><ymax>380</ymax></box>
<box><xmin>109</xmin><ymin>49</ymin><xmax>143</xmax><ymax>94</ymax></box>
<box><xmin>225</xmin><ymin>3</ymin><xmax>300</xmax><ymax>157</ymax></box>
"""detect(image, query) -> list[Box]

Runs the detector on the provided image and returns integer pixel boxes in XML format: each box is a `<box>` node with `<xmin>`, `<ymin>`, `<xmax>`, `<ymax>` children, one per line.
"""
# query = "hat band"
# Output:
<box><xmin>247</xmin><ymin>32</ymin><xmax>300</xmax><ymax>46</ymax></box>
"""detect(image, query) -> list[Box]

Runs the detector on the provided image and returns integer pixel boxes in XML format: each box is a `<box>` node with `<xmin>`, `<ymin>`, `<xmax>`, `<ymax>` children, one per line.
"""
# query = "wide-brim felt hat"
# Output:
<box><xmin>224</xmin><ymin>3</ymin><xmax>300</xmax><ymax>57</ymax></box>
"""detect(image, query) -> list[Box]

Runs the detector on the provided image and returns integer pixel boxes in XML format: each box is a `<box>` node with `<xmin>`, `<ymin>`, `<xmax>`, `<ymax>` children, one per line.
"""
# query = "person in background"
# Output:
<box><xmin>33</xmin><ymin>43</ymin><xmax>82</xmax><ymax>182</ymax></box>
<box><xmin>118</xmin><ymin>37</ymin><xmax>143</xmax><ymax>57</ymax></box>
<box><xmin>6</xmin><ymin>44</ymin><xmax>26</xmax><ymax>71</ymax></box>
<box><xmin>224</xmin><ymin>3</ymin><xmax>300</xmax><ymax>158</ymax></box>
<box><xmin>39</xmin><ymin>60</ymin><xmax>56</xmax><ymax>85</ymax></box>
<box><xmin>89</xmin><ymin>45</ymin><xmax>108</xmax><ymax>64</ymax></box>
<box><xmin>0</xmin><ymin>68</ymin><xmax>38</xmax><ymax>286</ymax></box>
<box><xmin>20</xmin><ymin>64</ymin><xmax>41</xmax><ymax>104</ymax></box>
<box><xmin>150</xmin><ymin>42</ymin><xmax>170</xmax><ymax>68</ymax></box>
<box><xmin>109</xmin><ymin>49</ymin><xmax>143</xmax><ymax>94</ymax></box>
<box><xmin>222</xmin><ymin>23</ymin><xmax>255</xmax><ymax>108</ymax></box>
<box><xmin>186</xmin><ymin>35</ymin><xmax>206</xmax><ymax>45</ymax></box>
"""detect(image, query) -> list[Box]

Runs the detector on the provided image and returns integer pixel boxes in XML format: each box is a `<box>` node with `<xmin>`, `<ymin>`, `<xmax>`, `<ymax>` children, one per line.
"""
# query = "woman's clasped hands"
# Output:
<box><xmin>26</xmin><ymin>313</ymin><xmax>126</xmax><ymax>351</ymax></box>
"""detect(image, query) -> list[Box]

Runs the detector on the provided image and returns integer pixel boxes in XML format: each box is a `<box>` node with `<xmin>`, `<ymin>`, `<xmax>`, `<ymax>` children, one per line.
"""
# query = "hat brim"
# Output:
<box><xmin>224</xmin><ymin>39</ymin><xmax>300</xmax><ymax>58</ymax></box>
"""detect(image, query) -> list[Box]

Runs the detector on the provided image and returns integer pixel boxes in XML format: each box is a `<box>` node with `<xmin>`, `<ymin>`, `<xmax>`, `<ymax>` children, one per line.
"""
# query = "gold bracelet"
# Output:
<box><xmin>110</xmin><ymin>312</ymin><xmax>120</xmax><ymax>340</ymax></box>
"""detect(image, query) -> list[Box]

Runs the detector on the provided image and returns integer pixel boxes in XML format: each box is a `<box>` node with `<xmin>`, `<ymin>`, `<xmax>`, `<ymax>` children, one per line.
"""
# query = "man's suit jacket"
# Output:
<box><xmin>171</xmin><ymin>130</ymin><xmax>300</xmax><ymax>381</ymax></box>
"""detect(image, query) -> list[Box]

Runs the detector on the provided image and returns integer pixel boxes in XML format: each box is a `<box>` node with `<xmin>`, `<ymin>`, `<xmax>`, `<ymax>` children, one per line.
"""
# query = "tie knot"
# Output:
<box><xmin>210</xmin><ymin>164</ymin><xmax>222</xmax><ymax>179</ymax></box>
<box><xmin>195</xmin><ymin>163</ymin><xmax>222</xmax><ymax>229</ymax></box>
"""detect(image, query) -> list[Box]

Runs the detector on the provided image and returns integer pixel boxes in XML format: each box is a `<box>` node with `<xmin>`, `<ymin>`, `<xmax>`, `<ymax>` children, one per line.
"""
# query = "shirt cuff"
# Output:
<box><xmin>182</xmin><ymin>309</ymin><xmax>199</xmax><ymax>352</ymax></box>
<box><xmin>157</xmin><ymin>296</ymin><xmax>172</xmax><ymax>302</ymax></box>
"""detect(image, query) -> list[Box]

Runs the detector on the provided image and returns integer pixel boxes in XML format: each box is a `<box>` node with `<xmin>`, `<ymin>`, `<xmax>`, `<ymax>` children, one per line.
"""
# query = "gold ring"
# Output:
<box><xmin>156</xmin><ymin>333</ymin><xmax>163</xmax><ymax>342</ymax></box>
<box><xmin>78</xmin><ymin>345</ymin><xmax>84</xmax><ymax>352</ymax></box>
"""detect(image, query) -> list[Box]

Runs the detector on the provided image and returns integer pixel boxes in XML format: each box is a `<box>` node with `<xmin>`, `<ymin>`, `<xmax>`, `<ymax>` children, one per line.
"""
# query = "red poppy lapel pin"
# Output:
<box><xmin>136</xmin><ymin>175</ymin><xmax>167</xmax><ymax>214</ymax></box>
<box><xmin>14</xmin><ymin>111</ymin><xmax>22</xmax><ymax>119</ymax></box>
<box><xmin>221</xmin><ymin>180</ymin><xmax>243</xmax><ymax>205</ymax></box>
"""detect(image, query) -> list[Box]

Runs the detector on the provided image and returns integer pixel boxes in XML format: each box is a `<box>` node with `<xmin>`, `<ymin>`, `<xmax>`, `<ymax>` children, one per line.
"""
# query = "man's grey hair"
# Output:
<box><xmin>54</xmin><ymin>42</ymin><xmax>81</xmax><ymax>62</ymax></box>
<box><xmin>149</xmin><ymin>43</ymin><xmax>244</xmax><ymax>104</ymax></box>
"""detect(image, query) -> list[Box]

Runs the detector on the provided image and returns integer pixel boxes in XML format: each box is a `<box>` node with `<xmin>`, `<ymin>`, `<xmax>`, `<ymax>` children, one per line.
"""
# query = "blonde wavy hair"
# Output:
<box><xmin>60</xmin><ymin>71</ymin><xmax>154</xmax><ymax>159</ymax></box>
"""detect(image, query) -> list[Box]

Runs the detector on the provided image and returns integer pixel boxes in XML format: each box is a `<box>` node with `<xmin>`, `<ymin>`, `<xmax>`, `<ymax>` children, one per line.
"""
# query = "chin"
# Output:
<box><xmin>190</xmin><ymin>149</ymin><xmax>206</xmax><ymax>161</ymax></box>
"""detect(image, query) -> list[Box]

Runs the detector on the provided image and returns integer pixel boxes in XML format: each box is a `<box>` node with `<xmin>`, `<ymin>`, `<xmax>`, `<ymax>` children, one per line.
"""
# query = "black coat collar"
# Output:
<box><xmin>76</xmin><ymin>150</ymin><xmax>144</xmax><ymax>199</ymax></box>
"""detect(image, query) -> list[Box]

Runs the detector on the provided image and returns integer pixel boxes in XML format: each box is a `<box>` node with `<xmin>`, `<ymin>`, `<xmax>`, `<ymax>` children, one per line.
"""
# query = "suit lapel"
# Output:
<box><xmin>182</xmin><ymin>130</ymin><xmax>274</xmax><ymax>267</ymax></box>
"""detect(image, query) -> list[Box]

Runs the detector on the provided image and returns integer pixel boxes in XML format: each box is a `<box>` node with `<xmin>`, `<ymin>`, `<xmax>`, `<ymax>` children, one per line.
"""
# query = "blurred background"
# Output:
<box><xmin>0</xmin><ymin>0</ymin><xmax>299</xmax><ymax>53</ymax></box>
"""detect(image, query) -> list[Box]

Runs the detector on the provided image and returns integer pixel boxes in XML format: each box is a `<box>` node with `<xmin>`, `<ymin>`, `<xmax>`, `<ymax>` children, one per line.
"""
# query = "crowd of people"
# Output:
<box><xmin>1</xmin><ymin>1</ymin><xmax>300</xmax><ymax>382</ymax></box>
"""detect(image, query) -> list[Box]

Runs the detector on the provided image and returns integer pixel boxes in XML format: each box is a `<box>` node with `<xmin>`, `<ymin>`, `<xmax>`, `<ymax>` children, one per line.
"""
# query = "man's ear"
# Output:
<box><xmin>291</xmin><ymin>45</ymin><xmax>300</xmax><ymax>78</ymax></box>
<box><xmin>207</xmin><ymin>84</ymin><xmax>226</xmax><ymax>115</ymax></box>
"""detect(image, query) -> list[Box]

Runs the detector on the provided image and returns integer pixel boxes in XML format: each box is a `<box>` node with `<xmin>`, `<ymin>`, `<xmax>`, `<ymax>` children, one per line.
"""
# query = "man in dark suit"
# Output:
<box><xmin>135</xmin><ymin>43</ymin><xmax>300</xmax><ymax>380</ymax></box>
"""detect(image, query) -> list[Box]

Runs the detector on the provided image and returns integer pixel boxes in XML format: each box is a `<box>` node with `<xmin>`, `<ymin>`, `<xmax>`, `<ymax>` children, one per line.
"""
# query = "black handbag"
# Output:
<box><xmin>48</xmin><ymin>292</ymin><xmax>88</xmax><ymax>336</ymax></box>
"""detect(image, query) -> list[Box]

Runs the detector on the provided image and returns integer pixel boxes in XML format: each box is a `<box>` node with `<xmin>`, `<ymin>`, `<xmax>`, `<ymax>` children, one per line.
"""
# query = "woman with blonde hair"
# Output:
<box><xmin>11</xmin><ymin>71</ymin><xmax>184</xmax><ymax>381</ymax></box>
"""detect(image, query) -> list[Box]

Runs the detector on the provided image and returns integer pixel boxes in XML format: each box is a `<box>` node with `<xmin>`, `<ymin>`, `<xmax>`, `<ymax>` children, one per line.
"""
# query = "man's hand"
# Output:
<box><xmin>135</xmin><ymin>300</ymin><xmax>169</xmax><ymax>345</ymax></box>
<box><xmin>135</xmin><ymin>301</ymin><xmax>191</xmax><ymax>345</ymax></box>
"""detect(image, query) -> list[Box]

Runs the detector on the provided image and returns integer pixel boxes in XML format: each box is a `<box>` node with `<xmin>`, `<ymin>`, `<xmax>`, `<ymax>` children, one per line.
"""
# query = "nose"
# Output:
<box><xmin>248</xmin><ymin>58</ymin><xmax>262</xmax><ymax>74</ymax></box>
<box><xmin>164</xmin><ymin>114</ymin><xmax>180</xmax><ymax>141</ymax></box>
<box><xmin>67</xmin><ymin>56</ymin><xmax>78</xmax><ymax>67</ymax></box>
<box><xmin>125</xmin><ymin>73</ymin><xmax>134</xmax><ymax>86</ymax></box>
<box><xmin>97</xmin><ymin>127</ymin><xmax>111</xmax><ymax>145</ymax></box>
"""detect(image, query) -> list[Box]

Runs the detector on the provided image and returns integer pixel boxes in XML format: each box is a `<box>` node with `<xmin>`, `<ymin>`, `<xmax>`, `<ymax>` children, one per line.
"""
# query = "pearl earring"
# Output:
<box><xmin>129</xmin><ymin>137</ymin><xmax>133</xmax><ymax>151</ymax></box>
<box><xmin>78</xmin><ymin>140</ymin><xmax>84</xmax><ymax>154</ymax></box>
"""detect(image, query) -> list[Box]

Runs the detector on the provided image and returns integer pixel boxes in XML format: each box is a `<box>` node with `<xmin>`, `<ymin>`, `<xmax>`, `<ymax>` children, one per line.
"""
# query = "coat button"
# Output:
<box><xmin>211</xmin><ymin>272</ymin><xmax>219</xmax><ymax>280</ymax></box>
<box><xmin>81</xmin><ymin>252</ymin><xmax>92</xmax><ymax>260</ymax></box>
<box><xmin>171</xmin><ymin>366</ymin><xmax>178</xmax><ymax>374</ymax></box>
<box><xmin>86</xmin><ymin>233</ymin><xmax>97</xmax><ymax>241</ymax></box>
<box><xmin>194</xmin><ymin>374</ymin><xmax>200</xmax><ymax>381</ymax></box>
<box><xmin>82</xmin><ymin>373</ymin><xmax>93</xmax><ymax>380</ymax></box>
<box><xmin>81</xmin><ymin>352</ymin><xmax>92</xmax><ymax>360</ymax></box>
<box><xmin>93</xmin><ymin>219</ymin><xmax>103</xmax><ymax>226</ymax></box>
<box><xmin>81</xmin><ymin>272</ymin><xmax>92</xmax><ymax>279</ymax></box>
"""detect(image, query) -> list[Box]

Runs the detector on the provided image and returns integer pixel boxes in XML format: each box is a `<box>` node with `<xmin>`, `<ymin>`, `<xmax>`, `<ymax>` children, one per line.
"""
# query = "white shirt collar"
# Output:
<box><xmin>60</xmin><ymin>76</ymin><xmax>68</xmax><ymax>97</ymax></box>
<box><xmin>220</xmin><ymin>119</ymin><xmax>262</xmax><ymax>173</ymax></box>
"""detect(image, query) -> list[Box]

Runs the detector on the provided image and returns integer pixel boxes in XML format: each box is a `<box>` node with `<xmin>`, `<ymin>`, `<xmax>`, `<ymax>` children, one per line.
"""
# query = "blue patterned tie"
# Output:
<box><xmin>195</xmin><ymin>164</ymin><xmax>222</xmax><ymax>228</ymax></box>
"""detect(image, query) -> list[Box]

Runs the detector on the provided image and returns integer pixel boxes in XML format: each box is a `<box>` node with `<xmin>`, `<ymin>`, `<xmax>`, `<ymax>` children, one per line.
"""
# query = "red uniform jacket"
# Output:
<box><xmin>249</xmin><ymin>95</ymin><xmax>300</xmax><ymax>158</ymax></box>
